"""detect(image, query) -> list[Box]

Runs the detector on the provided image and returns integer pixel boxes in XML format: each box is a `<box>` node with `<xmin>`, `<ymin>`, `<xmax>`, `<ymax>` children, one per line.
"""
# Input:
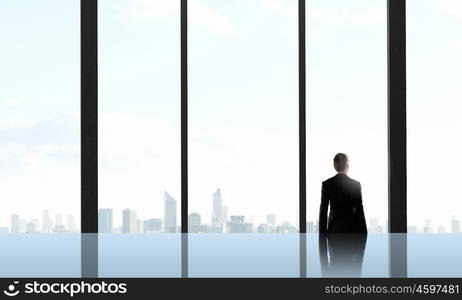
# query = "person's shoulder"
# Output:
<box><xmin>322</xmin><ymin>176</ymin><xmax>337</xmax><ymax>185</ymax></box>
<box><xmin>347</xmin><ymin>176</ymin><xmax>361</xmax><ymax>187</ymax></box>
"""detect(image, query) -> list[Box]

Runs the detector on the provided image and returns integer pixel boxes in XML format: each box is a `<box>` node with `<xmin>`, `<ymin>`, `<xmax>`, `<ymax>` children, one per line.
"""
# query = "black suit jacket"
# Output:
<box><xmin>319</xmin><ymin>173</ymin><xmax>367</xmax><ymax>234</ymax></box>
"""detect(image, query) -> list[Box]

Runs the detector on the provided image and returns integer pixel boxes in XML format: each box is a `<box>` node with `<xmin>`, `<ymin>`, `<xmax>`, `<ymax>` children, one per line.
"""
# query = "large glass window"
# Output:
<box><xmin>407</xmin><ymin>0</ymin><xmax>462</xmax><ymax>234</ymax></box>
<box><xmin>98</xmin><ymin>0</ymin><xmax>181</xmax><ymax>234</ymax></box>
<box><xmin>98</xmin><ymin>0</ymin><xmax>181</xmax><ymax>278</ymax></box>
<box><xmin>189</xmin><ymin>0</ymin><xmax>299</xmax><ymax>235</ymax></box>
<box><xmin>0</xmin><ymin>0</ymin><xmax>80</xmax><ymax>277</ymax></box>
<box><xmin>0</xmin><ymin>0</ymin><xmax>80</xmax><ymax>234</ymax></box>
<box><xmin>306</xmin><ymin>0</ymin><xmax>388</xmax><ymax>233</ymax></box>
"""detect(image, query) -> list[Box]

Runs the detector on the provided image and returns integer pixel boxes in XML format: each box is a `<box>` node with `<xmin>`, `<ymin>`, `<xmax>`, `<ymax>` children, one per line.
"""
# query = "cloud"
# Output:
<box><xmin>126</xmin><ymin>0</ymin><xmax>238</xmax><ymax>35</ymax></box>
<box><xmin>0</xmin><ymin>113</ymin><xmax>79</xmax><ymax>145</ymax></box>
<box><xmin>263</xmin><ymin>0</ymin><xmax>297</xmax><ymax>17</ymax></box>
<box><xmin>433</xmin><ymin>0</ymin><xmax>462</xmax><ymax>19</ymax></box>
<box><xmin>0</xmin><ymin>120</ymin><xmax>37</xmax><ymax>130</ymax></box>
<box><xmin>308</xmin><ymin>4</ymin><xmax>386</xmax><ymax>26</ymax></box>
<box><xmin>1</xmin><ymin>98</ymin><xmax>23</xmax><ymax>106</ymax></box>
<box><xmin>189</xmin><ymin>0</ymin><xmax>238</xmax><ymax>35</ymax></box>
<box><xmin>127</xmin><ymin>0</ymin><xmax>179</xmax><ymax>20</ymax></box>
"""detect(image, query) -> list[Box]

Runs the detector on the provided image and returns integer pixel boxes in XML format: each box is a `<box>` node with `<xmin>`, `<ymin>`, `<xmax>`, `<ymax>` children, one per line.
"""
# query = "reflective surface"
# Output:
<box><xmin>1</xmin><ymin>234</ymin><xmax>462</xmax><ymax>278</ymax></box>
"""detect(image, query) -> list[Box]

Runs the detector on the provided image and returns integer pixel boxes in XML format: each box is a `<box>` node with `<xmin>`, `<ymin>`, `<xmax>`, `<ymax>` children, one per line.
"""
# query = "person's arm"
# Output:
<box><xmin>355</xmin><ymin>182</ymin><xmax>367</xmax><ymax>233</ymax></box>
<box><xmin>319</xmin><ymin>182</ymin><xmax>329</xmax><ymax>234</ymax></box>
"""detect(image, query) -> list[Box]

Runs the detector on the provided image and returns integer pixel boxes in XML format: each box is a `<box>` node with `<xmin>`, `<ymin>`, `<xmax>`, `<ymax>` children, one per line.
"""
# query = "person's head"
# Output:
<box><xmin>333</xmin><ymin>153</ymin><xmax>349</xmax><ymax>173</ymax></box>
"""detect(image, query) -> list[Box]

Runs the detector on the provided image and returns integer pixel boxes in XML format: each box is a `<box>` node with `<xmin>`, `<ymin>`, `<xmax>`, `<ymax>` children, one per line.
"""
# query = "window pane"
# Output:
<box><xmin>407</xmin><ymin>0</ymin><xmax>462</xmax><ymax>234</ymax></box>
<box><xmin>98</xmin><ymin>0</ymin><xmax>181</xmax><ymax>278</ymax></box>
<box><xmin>306</xmin><ymin>0</ymin><xmax>388</xmax><ymax>277</ymax></box>
<box><xmin>306</xmin><ymin>0</ymin><xmax>388</xmax><ymax>234</ymax></box>
<box><xmin>0</xmin><ymin>1</ymin><xmax>80</xmax><ymax>233</ymax></box>
<box><xmin>0</xmin><ymin>0</ymin><xmax>80</xmax><ymax>276</ymax></box>
<box><xmin>189</xmin><ymin>0</ymin><xmax>299</xmax><ymax>235</ymax></box>
<box><xmin>98</xmin><ymin>0</ymin><xmax>181</xmax><ymax>234</ymax></box>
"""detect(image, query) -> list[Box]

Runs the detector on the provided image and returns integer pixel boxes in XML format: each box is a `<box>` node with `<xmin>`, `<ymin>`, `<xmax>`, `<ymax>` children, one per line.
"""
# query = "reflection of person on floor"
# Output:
<box><xmin>319</xmin><ymin>233</ymin><xmax>367</xmax><ymax>277</ymax></box>
<box><xmin>319</xmin><ymin>153</ymin><xmax>367</xmax><ymax>234</ymax></box>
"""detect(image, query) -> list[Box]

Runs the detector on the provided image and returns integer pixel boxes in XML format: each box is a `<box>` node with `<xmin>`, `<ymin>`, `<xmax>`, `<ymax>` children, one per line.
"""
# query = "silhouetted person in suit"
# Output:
<box><xmin>319</xmin><ymin>153</ymin><xmax>367</xmax><ymax>234</ymax></box>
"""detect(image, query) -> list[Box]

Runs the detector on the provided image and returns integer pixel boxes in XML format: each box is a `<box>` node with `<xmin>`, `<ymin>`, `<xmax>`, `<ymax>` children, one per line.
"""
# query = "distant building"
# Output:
<box><xmin>228</xmin><ymin>216</ymin><xmax>252</xmax><ymax>233</ymax></box>
<box><xmin>266</xmin><ymin>214</ymin><xmax>276</xmax><ymax>227</ymax></box>
<box><xmin>143</xmin><ymin>218</ymin><xmax>162</xmax><ymax>233</ymax></box>
<box><xmin>258</xmin><ymin>224</ymin><xmax>272</xmax><ymax>233</ymax></box>
<box><xmin>198</xmin><ymin>224</ymin><xmax>208</xmax><ymax>233</ymax></box>
<box><xmin>207</xmin><ymin>225</ymin><xmax>223</xmax><ymax>233</ymax></box>
<box><xmin>42</xmin><ymin>210</ymin><xmax>51</xmax><ymax>233</ymax></box>
<box><xmin>188</xmin><ymin>213</ymin><xmax>201</xmax><ymax>233</ymax></box>
<box><xmin>451</xmin><ymin>218</ymin><xmax>460</xmax><ymax>233</ymax></box>
<box><xmin>67</xmin><ymin>215</ymin><xmax>77</xmax><ymax>233</ymax></box>
<box><xmin>53</xmin><ymin>224</ymin><xmax>67</xmax><ymax>233</ymax></box>
<box><xmin>164</xmin><ymin>192</ymin><xmax>177</xmax><ymax>233</ymax></box>
<box><xmin>122</xmin><ymin>209</ymin><xmax>137</xmax><ymax>233</ymax></box>
<box><xmin>423</xmin><ymin>219</ymin><xmax>432</xmax><ymax>233</ymax></box>
<box><xmin>0</xmin><ymin>227</ymin><xmax>8</xmax><ymax>234</ymax></box>
<box><xmin>437</xmin><ymin>226</ymin><xmax>446</xmax><ymax>233</ymax></box>
<box><xmin>369</xmin><ymin>218</ymin><xmax>380</xmax><ymax>233</ymax></box>
<box><xmin>275</xmin><ymin>222</ymin><xmax>297</xmax><ymax>234</ymax></box>
<box><xmin>212</xmin><ymin>189</ymin><xmax>223</xmax><ymax>228</ymax></box>
<box><xmin>10</xmin><ymin>215</ymin><xmax>20</xmax><ymax>233</ymax></box>
<box><xmin>99</xmin><ymin>209</ymin><xmax>113</xmax><ymax>233</ymax></box>
<box><xmin>26</xmin><ymin>222</ymin><xmax>37</xmax><ymax>233</ymax></box>
<box><xmin>307</xmin><ymin>221</ymin><xmax>315</xmax><ymax>233</ymax></box>
<box><xmin>407</xmin><ymin>226</ymin><xmax>418</xmax><ymax>233</ymax></box>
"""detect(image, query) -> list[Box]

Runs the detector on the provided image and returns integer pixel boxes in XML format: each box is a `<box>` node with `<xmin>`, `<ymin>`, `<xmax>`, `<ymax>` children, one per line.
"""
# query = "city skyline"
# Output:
<box><xmin>2</xmin><ymin>209</ymin><xmax>461</xmax><ymax>234</ymax></box>
<box><xmin>2</xmin><ymin>185</ymin><xmax>462</xmax><ymax>234</ymax></box>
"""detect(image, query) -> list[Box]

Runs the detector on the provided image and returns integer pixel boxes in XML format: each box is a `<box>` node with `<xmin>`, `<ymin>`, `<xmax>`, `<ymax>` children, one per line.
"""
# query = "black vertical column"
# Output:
<box><xmin>299</xmin><ymin>0</ymin><xmax>307</xmax><ymax>279</ymax></box>
<box><xmin>388</xmin><ymin>0</ymin><xmax>407</xmax><ymax>234</ymax></box>
<box><xmin>81</xmin><ymin>0</ymin><xmax>98</xmax><ymax>235</ymax></box>
<box><xmin>81</xmin><ymin>0</ymin><xmax>98</xmax><ymax>278</ymax></box>
<box><xmin>299</xmin><ymin>0</ymin><xmax>307</xmax><ymax>234</ymax></box>
<box><xmin>181</xmin><ymin>0</ymin><xmax>189</xmax><ymax>278</ymax></box>
<box><xmin>181</xmin><ymin>0</ymin><xmax>188</xmax><ymax>235</ymax></box>
<box><xmin>388</xmin><ymin>0</ymin><xmax>407</xmax><ymax>278</ymax></box>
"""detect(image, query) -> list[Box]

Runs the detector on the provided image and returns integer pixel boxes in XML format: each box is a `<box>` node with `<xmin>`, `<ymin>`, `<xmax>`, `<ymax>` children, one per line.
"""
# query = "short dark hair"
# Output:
<box><xmin>333</xmin><ymin>153</ymin><xmax>348</xmax><ymax>172</ymax></box>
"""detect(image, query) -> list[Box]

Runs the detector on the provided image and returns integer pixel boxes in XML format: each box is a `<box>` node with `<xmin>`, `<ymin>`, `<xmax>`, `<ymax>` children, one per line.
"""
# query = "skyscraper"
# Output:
<box><xmin>99</xmin><ymin>209</ymin><xmax>113</xmax><ymax>233</ymax></box>
<box><xmin>67</xmin><ymin>214</ymin><xmax>77</xmax><ymax>233</ymax></box>
<box><xmin>122</xmin><ymin>209</ymin><xmax>137</xmax><ymax>233</ymax></box>
<box><xmin>451</xmin><ymin>217</ymin><xmax>460</xmax><ymax>233</ymax></box>
<box><xmin>10</xmin><ymin>214</ymin><xmax>19</xmax><ymax>233</ymax></box>
<box><xmin>188</xmin><ymin>213</ymin><xmax>201</xmax><ymax>233</ymax></box>
<box><xmin>164</xmin><ymin>191</ymin><xmax>177</xmax><ymax>233</ymax></box>
<box><xmin>42</xmin><ymin>210</ymin><xmax>51</xmax><ymax>233</ymax></box>
<box><xmin>266</xmin><ymin>214</ymin><xmax>276</xmax><ymax>227</ymax></box>
<box><xmin>212</xmin><ymin>188</ymin><xmax>223</xmax><ymax>227</ymax></box>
